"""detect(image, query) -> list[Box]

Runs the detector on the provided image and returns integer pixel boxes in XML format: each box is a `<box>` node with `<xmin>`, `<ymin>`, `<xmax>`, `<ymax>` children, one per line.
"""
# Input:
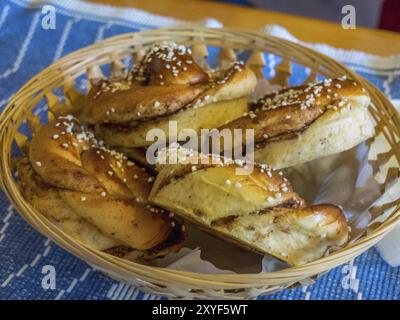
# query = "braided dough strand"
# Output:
<box><xmin>27</xmin><ymin>116</ymin><xmax>185</xmax><ymax>251</ymax></box>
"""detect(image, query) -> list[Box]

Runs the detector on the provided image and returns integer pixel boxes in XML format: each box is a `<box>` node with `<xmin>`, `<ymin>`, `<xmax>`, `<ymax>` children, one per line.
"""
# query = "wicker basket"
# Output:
<box><xmin>1</xmin><ymin>27</ymin><xmax>400</xmax><ymax>299</ymax></box>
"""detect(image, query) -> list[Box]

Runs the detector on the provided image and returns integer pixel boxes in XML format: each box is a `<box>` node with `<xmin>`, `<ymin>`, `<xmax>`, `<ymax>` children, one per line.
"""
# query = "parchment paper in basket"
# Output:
<box><xmin>375</xmin><ymin>99</ymin><xmax>400</xmax><ymax>267</ymax></box>
<box><xmin>145</xmin><ymin>80</ymin><xmax>400</xmax><ymax>274</ymax></box>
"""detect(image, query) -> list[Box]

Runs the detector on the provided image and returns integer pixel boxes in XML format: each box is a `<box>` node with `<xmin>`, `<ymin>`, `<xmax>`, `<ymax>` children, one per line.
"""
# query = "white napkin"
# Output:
<box><xmin>380</xmin><ymin>100</ymin><xmax>400</xmax><ymax>266</ymax></box>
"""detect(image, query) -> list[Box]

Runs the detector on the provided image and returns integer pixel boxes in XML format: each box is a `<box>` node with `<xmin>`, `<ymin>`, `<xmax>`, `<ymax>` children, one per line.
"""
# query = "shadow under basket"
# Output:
<box><xmin>1</xmin><ymin>27</ymin><xmax>400</xmax><ymax>299</ymax></box>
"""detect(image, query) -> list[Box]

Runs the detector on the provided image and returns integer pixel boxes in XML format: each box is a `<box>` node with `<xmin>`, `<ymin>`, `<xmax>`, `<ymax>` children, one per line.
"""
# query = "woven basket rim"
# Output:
<box><xmin>1</xmin><ymin>26</ymin><xmax>400</xmax><ymax>288</ymax></box>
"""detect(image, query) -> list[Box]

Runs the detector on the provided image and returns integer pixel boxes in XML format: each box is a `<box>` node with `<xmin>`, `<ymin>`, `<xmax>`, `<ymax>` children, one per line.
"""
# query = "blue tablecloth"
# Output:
<box><xmin>0</xmin><ymin>0</ymin><xmax>399</xmax><ymax>300</ymax></box>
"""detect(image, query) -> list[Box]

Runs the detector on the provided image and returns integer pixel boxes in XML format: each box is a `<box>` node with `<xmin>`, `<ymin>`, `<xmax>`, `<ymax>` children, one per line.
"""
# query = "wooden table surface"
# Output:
<box><xmin>88</xmin><ymin>0</ymin><xmax>400</xmax><ymax>55</ymax></box>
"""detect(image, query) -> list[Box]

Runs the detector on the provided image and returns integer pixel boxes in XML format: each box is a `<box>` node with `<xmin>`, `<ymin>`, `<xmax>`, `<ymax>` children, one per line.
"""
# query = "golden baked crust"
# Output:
<box><xmin>149</xmin><ymin>148</ymin><xmax>349</xmax><ymax>266</ymax></box>
<box><xmin>26</xmin><ymin>116</ymin><xmax>186</xmax><ymax>252</ymax></box>
<box><xmin>77</xmin><ymin>43</ymin><xmax>256</xmax><ymax>125</ymax></box>
<box><xmin>213</xmin><ymin>204</ymin><xmax>349</xmax><ymax>266</ymax></box>
<box><xmin>80</xmin><ymin>82</ymin><xmax>208</xmax><ymax>124</ymax></box>
<box><xmin>74</xmin><ymin>42</ymin><xmax>256</xmax><ymax>148</ymax></box>
<box><xmin>221</xmin><ymin>77</ymin><xmax>368</xmax><ymax>144</ymax></box>
<box><xmin>98</xmin><ymin>97</ymin><xmax>248</xmax><ymax>147</ymax></box>
<box><xmin>16</xmin><ymin>157</ymin><xmax>120</xmax><ymax>251</ymax></box>
<box><xmin>218</xmin><ymin>77</ymin><xmax>374</xmax><ymax>168</ymax></box>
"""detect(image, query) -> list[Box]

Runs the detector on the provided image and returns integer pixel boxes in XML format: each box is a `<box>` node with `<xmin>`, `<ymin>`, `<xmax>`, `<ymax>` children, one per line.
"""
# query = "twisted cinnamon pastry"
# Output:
<box><xmin>219</xmin><ymin>77</ymin><xmax>375</xmax><ymax>169</ymax></box>
<box><xmin>18</xmin><ymin>115</ymin><xmax>185</xmax><ymax>255</ymax></box>
<box><xmin>17</xmin><ymin>157</ymin><xmax>120</xmax><ymax>251</ymax></box>
<box><xmin>149</xmin><ymin>148</ymin><xmax>349</xmax><ymax>266</ymax></box>
<box><xmin>75</xmin><ymin>42</ymin><xmax>256</xmax><ymax>147</ymax></box>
